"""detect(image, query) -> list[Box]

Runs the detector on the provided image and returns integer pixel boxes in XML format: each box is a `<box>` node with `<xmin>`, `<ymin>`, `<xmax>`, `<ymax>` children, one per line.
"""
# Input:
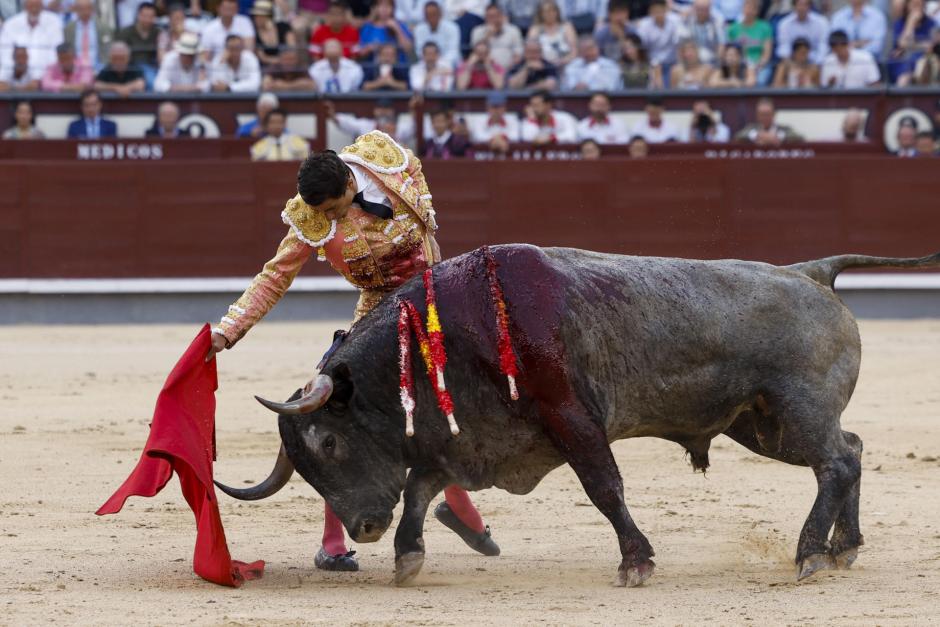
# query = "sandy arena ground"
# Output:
<box><xmin>2</xmin><ymin>320</ymin><xmax>939</xmax><ymax>626</ymax></box>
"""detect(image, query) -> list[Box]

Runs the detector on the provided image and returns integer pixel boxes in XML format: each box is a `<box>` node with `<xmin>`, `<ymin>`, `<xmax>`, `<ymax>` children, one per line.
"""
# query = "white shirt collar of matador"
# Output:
<box><xmin>348</xmin><ymin>162</ymin><xmax>392</xmax><ymax>209</ymax></box>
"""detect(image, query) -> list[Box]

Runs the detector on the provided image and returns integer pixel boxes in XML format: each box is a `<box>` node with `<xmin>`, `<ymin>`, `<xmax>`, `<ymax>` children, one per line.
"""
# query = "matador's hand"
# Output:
<box><xmin>206</xmin><ymin>332</ymin><xmax>229</xmax><ymax>362</ymax></box>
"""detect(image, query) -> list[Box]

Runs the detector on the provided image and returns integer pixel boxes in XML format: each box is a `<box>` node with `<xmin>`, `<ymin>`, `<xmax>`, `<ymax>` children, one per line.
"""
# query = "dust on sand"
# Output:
<box><xmin>1</xmin><ymin>321</ymin><xmax>939</xmax><ymax>626</ymax></box>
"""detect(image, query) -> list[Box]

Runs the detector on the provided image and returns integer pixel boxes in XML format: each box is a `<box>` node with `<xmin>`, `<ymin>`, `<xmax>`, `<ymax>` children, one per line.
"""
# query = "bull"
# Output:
<box><xmin>216</xmin><ymin>245</ymin><xmax>940</xmax><ymax>586</ymax></box>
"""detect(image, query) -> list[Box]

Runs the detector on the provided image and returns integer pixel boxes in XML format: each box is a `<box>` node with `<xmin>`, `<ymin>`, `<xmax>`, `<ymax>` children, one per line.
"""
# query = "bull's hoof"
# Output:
<box><xmin>796</xmin><ymin>552</ymin><xmax>834</xmax><ymax>581</ymax></box>
<box><xmin>314</xmin><ymin>548</ymin><xmax>359</xmax><ymax>572</ymax></box>
<box><xmin>433</xmin><ymin>502</ymin><xmax>501</xmax><ymax>556</ymax></box>
<box><xmin>394</xmin><ymin>551</ymin><xmax>425</xmax><ymax>586</ymax></box>
<box><xmin>617</xmin><ymin>559</ymin><xmax>655</xmax><ymax>587</ymax></box>
<box><xmin>832</xmin><ymin>546</ymin><xmax>859</xmax><ymax>570</ymax></box>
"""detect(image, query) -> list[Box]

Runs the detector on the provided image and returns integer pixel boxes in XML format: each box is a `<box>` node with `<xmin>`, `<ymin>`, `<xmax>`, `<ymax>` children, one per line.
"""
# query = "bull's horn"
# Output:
<box><xmin>214</xmin><ymin>443</ymin><xmax>295</xmax><ymax>501</ymax></box>
<box><xmin>255</xmin><ymin>374</ymin><xmax>333</xmax><ymax>416</ymax></box>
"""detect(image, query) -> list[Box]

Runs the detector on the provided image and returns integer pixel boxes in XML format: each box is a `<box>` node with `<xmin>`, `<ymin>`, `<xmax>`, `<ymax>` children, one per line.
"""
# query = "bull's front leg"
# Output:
<box><xmin>394</xmin><ymin>467</ymin><xmax>448</xmax><ymax>585</ymax></box>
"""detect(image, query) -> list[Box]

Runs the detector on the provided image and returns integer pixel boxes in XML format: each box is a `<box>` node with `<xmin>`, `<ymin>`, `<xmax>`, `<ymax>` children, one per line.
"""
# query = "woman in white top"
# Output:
<box><xmin>669</xmin><ymin>39</ymin><xmax>714</xmax><ymax>89</ymax></box>
<box><xmin>526</xmin><ymin>0</ymin><xmax>577</xmax><ymax>66</ymax></box>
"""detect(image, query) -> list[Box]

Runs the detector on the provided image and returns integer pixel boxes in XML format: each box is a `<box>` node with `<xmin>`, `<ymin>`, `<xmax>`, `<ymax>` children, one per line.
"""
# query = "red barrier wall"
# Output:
<box><xmin>0</xmin><ymin>158</ymin><xmax>937</xmax><ymax>279</ymax></box>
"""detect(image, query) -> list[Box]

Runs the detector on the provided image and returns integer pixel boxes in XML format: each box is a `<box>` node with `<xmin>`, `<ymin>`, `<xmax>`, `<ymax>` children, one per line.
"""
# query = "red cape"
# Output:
<box><xmin>96</xmin><ymin>324</ymin><xmax>264</xmax><ymax>587</ymax></box>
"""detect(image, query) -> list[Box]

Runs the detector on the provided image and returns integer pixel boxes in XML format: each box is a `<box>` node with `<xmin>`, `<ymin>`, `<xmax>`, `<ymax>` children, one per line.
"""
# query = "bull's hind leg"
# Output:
<box><xmin>539</xmin><ymin>403</ymin><xmax>656</xmax><ymax>587</ymax></box>
<box><xmin>828</xmin><ymin>430</ymin><xmax>864</xmax><ymax>570</ymax></box>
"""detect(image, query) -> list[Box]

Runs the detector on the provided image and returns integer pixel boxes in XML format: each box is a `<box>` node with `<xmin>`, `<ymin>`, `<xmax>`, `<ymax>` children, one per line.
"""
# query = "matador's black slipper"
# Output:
<box><xmin>433</xmin><ymin>502</ymin><xmax>501</xmax><ymax>557</ymax></box>
<box><xmin>314</xmin><ymin>547</ymin><xmax>359</xmax><ymax>571</ymax></box>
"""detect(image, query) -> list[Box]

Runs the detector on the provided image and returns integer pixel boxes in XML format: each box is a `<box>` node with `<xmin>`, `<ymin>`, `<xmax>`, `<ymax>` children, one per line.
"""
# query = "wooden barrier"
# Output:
<box><xmin>1</xmin><ymin>157</ymin><xmax>936</xmax><ymax>279</ymax></box>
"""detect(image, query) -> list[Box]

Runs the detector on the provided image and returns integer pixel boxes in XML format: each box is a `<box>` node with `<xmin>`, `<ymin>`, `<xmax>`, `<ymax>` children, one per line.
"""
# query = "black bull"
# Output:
<box><xmin>216</xmin><ymin>244</ymin><xmax>940</xmax><ymax>586</ymax></box>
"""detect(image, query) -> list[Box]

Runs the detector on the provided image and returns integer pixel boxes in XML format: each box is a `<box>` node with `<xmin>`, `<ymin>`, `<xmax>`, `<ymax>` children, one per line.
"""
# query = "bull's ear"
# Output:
<box><xmin>329</xmin><ymin>362</ymin><xmax>354</xmax><ymax>405</ymax></box>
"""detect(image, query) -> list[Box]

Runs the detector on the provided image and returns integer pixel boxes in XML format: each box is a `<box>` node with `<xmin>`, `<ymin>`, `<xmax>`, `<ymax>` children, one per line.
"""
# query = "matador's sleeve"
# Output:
<box><xmin>403</xmin><ymin>147</ymin><xmax>438</xmax><ymax>232</ymax></box>
<box><xmin>212</xmin><ymin>229</ymin><xmax>314</xmax><ymax>346</ymax></box>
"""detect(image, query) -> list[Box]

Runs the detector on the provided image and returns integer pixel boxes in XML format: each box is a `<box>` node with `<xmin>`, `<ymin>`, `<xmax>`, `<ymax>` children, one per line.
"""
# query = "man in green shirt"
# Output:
<box><xmin>116</xmin><ymin>1</ymin><xmax>159</xmax><ymax>88</ymax></box>
<box><xmin>726</xmin><ymin>0</ymin><xmax>773</xmax><ymax>84</ymax></box>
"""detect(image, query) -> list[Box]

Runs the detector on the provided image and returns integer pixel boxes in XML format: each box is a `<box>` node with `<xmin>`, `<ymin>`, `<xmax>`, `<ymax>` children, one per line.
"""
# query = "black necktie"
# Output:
<box><xmin>353</xmin><ymin>191</ymin><xmax>393</xmax><ymax>219</ymax></box>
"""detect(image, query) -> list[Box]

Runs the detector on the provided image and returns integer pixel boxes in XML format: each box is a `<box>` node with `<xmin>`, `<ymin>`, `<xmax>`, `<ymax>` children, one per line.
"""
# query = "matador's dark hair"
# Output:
<box><xmin>297</xmin><ymin>150</ymin><xmax>350</xmax><ymax>205</ymax></box>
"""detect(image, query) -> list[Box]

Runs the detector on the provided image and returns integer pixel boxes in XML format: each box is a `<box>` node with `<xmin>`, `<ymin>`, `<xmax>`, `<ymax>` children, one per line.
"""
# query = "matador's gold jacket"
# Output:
<box><xmin>213</xmin><ymin>131</ymin><xmax>441</xmax><ymax>346</ymax></box>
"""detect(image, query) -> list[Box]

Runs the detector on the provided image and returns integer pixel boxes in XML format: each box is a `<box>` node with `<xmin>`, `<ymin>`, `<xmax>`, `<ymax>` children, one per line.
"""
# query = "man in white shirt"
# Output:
<box><xmin>469</xmin><ymin>91</ymin><xmax>520</xmax><ymax>152</ymax></box>
<box><xmin>413</xmin><ymin>1</ymin><xmax>461</xmax><ymax>66</ymax></box>
<box><xmin>829</xmin><ymin>0</ymin><xmax>886</xmax><ymax>58</ymax></box>
<box><xmin>469</xmin><ymin>4</ymin><xmax>523</xmax><ymax>69</ymax></box>
<box><xmin>775</xmin><ymin>0</ymin><xmax>830</xmax><ymax>65</ymax></box>
<box><xmin>577</xmin><ymin>92</ymin><xmax>627</xmax><ymax>144</ymax></box>
<box><xmin>635</xmin><ymin>0</ymin><xmax>682</xmax><ymax>66</ymax></box>
<box><xmin>154</xmin><ymin>31</ymin><xmax>208</xmax><ymax>93</ymax></box>
<box><xmin>520</xmin><ymin>90</ymin><xmax>578</xmax><ymax>145</ymax></box>
<box><xmin>410</xmin><ymin>41</ymin><xmax>455</xmax><ymax>91</ymax></box>
<box><xmin>0</xmin><ymin>0</ymin><xmax>63</xmax><ymax>77</ymax></box>
<box><xmin>820</xmin><ymin>29</ymin><xmax>880</xmax><ymax>88</ymax></box>
<box><xmin>396</xmin><ymin>0</ymin><xmax>430</xmax><ymax>29</ymax></box>
<box><xmin>630</xmin><ymin>98</ymin><xmax>680</xmax><ymax>143</ymax></box>
<box><xmin>200</xmin><ymin>0</ymin><xmax>255</xmax><ymax>61</ymax></box>
<box><xmin>209</xmin><ymin>34</ymin><xmax>262</xmax><ymax>92</ymax></box>
<box><xmin>310</xmin><ymin>38</ymin><xmax>364</xmax><ymax>93</ymax></box>
<box><xmin>326</xmin><ymin>97</ymin><xmax>416</xmax><ymax>144</ymax></box>
<box><xmin>562</xmin><ymin>36</ymin><xmax>622</xmax><ymax>91</ymax></box>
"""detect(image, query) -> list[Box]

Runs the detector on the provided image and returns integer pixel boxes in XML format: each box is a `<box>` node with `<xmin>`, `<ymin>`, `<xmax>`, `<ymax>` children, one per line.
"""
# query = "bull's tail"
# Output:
<box><xmin>789</xmin><ymin>252</ymin><xmax>940</xmax><ymax>289</ymax></box>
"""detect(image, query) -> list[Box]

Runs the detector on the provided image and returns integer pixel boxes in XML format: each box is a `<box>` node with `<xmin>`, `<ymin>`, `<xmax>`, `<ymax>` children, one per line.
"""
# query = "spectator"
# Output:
<box><xmin>557</xmin><ymin>0</ymin><xmax>607</xmax><ymax>34</ymax></box>
<box><xmin>628</xmin><ymin>134</ymin><xmax>649</xmax><ymax>157</ymax></box>
<box><xmin>293</xmin><ymin>0</ymin><xmax>334</xmax><ymax>35</ymax></box>
<box><xmin>262</xmin><ymin>46</ymin><xmax>317</xmax><ymax>91</ymax></box>
<box><xmin>502</xmin><ymin>0</ymin><xmax>541</xmax><ymax>32</ymax></box>
<box><xmin>914</xmin><ymin>30</ymin><xmax>940</xmax><ymax>84</ymax></box>
<box><xmin>157</xmin><ymin>3</ymin><xmax>188</xmax><ymax>65</ymax></box>
<box><xmin>471</xmin><ymin>3</ymin><xmax>524</xmax><ymax>69</ymax></box>
<box><xmin>619</xmin><ymin>32</ymin><xmax>659</xmax><ymax>87</ymax></box>
<box><xmin>734</xmin><ymin>97</ymin><xmax>804</xmax><ymax>145</ymax></box>
<box><xmin>841</xmin><ymin>107</ymin><xmax>867</xmax><ymax>141</ymax></box>
<box><xmin>2</xmin><ymin>100</ymin><xmax>44</xmax><ymax>139</ymax></box>
<box><xmin>708</xmin><ymin>42</ymin><xmax>756</xmax><ymax>86</ymax></box>
<box><xmin>326</xmin><ymin>97</ymin><xmax>416</xmax><ymax>143</ymax></box>
<box><xmin>145</xmin><ymin>100</ymin><xmax>189</xmax><ymax>137</ymax></box>
<box><xmin>469</xmin><ymin>91</ymin><xmax>520</xmax><ymax>152</ymax></box>
<box><xmin>252</xmin><ymin>0</ymin><xmax>296</xmax><ymax>66</ymax></box>
<box><xmin>116</xmin><ymin>1</ymin><xmax>159</xmax><ymax>86</ymax></box>
<box><xmin>577</xmin><ymin>92</ymin><xmax>627</xmax><ymax>144</ymax></box>
<box><xmin>579</xmin><ymin>138</ymin><xmax>601</xmax><ymax>159</ymax></box>
<box><xmin>210</xmin><ymin>33</ymin><xmax>262</xmax><ymax>92</ymax></box>
<box><xmin>894</xmin><ymin>118</ymin><xmax>918</xmax><ymax>155</ymax></box>
<box><xmin>520</xmin><ymin>89</ymin><xmax>578</xmax><ymax>144</ymax></box>
<box><xmin>595</xmin><ymin>0</ymin><xmax>635</xmax><ymax>60</ymax></box>
<box><xmin>821</xmin><ymin>29</ymin><xmax>881</xmax><ymax>87</ymax></box>
<box><xmin>683</xmin><ymin>0</ymin><xmax>725</xmax><ymax>65</ymax></box>
<box><xmin>726</xmin><ymin>0</ymin><xmax>773</xmax><ymax>85</ymax></box>
<box><xmin>562</xmin><ymin>35</ymin><xmax>622</xmax><ymax>90</ymax></box>
<box><xmin>415</xmin><ymin>1</ymin><xmax>461</xmax><ymax>66</ymax></box>
<box><xmin>630</xmin><ymin>98</ymin><xmax>679</xmax><ymax>143</ymax></box>
<box><xmin>310</xmin><ymin>37</ymin><xmax>365</xmax><ymax>91</ymax></box>
<box><xmin>635</xmin><ymin>0</ymin><xmax>682</xmax><ymax>68</ymax></box>
<box><xmin>363</xmin><ymin>42</ymin><xmax>410</xmax><ymax>89</ymax></box>
<box><xmin>41</xmin><ymin>43</ymin><xmax>93</xmax><ymax>92</ymax></box>
<box><xmin>359</xmin><ymin>0</ymin><xmax>414</xmax><ymax>63</ymax></box>
<box><xmin>0</xmin><ymin>46</ymin><xmax>41</xmax><ymax>91</ymax></box>
<box><xmin>0</xmin><ymin>0</ymin><xmax>63</xmax><ymax>77</ymax></box>
<box><xmin>776</xmin><ymin>0</ymin><xmax>830</xmax><ymax>65</ymax></box>
<box><xmin>95</xmin><ymin>42</ymin><xmax>146</xmax><ymax>97</ymax></box>
<box><xmin>424</xmin><ymin>108</ymin><xmax>472</xmax><ymax>157</ymax></box>
<box><xmin>410</xmin><ymin>41</ymin><xmax>455</xmax><ymax>90</ymax></box>
<box><xmin>914</xmin><ymin>130</ymin><xmax>936</xmax><ymax>155</ymax></box>
<box><xmin>396</xmin><ymin>0</ymin><xmax>431</xmax><ymax>29</ymax></box>
<box><xmin>310</xmin><ymin>1</ymin><xmax>360</xmax><ymax>60</ymax></box>
<box><xmin>200</xmin><ymin>0</ymin><xmax>256</xmax><ymax>61</ymax></box>
<box><xmin>154</xmin><ymin>32</ymin><xmax>209</xmax><ymax>93</ymax></box>
<box><xmin>683</xmin><ymin>99</ymin><xmax>730</xmax><ymax>142</ymax></box>
<box><xmin>669</xmin><ymin>39</ymin><xmax>714</xmax><ymax>88</ymax></box>
<box><xmin>64</xmin><ymin>0</ymin><xmax>113</xmax><ymax>69</ymax></box>
<box><xmin>889</xmin><ymin>0</ymin><xmax>936</xmax><ymax>84</ymax></box>
<box><xmin>526</xmin><ymin>0</ymin><xmax>578</xmax><ymax>67</ymax></box>
<box><xmin>237</xmin><ymin>91</ymin><xmax>279</xmax><ymax>138</ymax></box>
<box><xmin>66</xmin><ymin>89</ymin><xmax>117</xmax><ymax>138</ymax></box>
<box><xmin>250</xmin><ymin>108</ymin><xmax>311</xmax><ymax>160</ymax></box>
<box><xmin>830</xmin><ymin>0</ymin><xmax>887</xmax><ymax>58</ymax></box>
<box><xmin>508</xmin><ymin>39</ymin><xmax>559</xmax><ymax>88</ymax></box>
<box><xmin>117</xmin><ymin>0</ymin><xmax>150</xmax><ymax>29</ymax></box>
<box><xmin>456</xmin><ymin>39</ymin><xmax>506</xmax><ymax>88</ymax></box>
<box><xmin>441</xmin><ymin>0</ymin><xmax>488</xmax><ymax>47</ymax></box>
<box><xmin>772</xmin><ymin>36</ymin><xmax>821</xmax><ymax>86</ymax></box>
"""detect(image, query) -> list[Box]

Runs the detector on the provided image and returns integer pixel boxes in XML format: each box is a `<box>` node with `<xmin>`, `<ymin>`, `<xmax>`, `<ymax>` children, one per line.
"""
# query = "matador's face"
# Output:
<box><xmin>311</xmin><ymin>174</ymin><xmax>357</xmax><ymax>221</ymax></box>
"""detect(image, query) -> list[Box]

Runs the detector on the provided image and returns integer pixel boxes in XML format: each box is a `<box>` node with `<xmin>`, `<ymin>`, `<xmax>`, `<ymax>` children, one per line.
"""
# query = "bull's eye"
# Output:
<box><xmin>323</xmin><ymin>435</ymin><xmax>336</xmax><ymax>451</ymax></box>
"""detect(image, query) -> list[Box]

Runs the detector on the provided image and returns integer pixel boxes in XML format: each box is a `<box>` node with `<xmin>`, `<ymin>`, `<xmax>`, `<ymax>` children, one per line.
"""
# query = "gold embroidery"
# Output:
<box><xmin>282</xmin><ymin>195</ymin><xmax>335</xmax><ymax>246</ymax></box>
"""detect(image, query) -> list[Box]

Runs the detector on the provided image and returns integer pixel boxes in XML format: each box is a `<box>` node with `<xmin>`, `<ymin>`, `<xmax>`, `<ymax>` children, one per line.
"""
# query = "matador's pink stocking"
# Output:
<box><xmin>322</xmin><ymin>502</ymin><xmax>349</xmax><ymax>555</ymax></box>
<box><xmin>444</xmin><ymin>485</ymin><xmax>485</xmax><ymax>533</ymax></box>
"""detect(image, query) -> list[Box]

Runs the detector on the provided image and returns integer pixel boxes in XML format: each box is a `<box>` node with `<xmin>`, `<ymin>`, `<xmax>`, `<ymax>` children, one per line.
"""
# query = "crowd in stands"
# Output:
<box><xmin>0</xmin><ymin>0</ymin><xmax>939</xmax><ymax>155</ymax></box>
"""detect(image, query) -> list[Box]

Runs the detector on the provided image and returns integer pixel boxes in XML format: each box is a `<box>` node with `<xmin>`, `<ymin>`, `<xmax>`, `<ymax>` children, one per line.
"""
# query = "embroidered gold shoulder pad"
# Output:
<box><xmin>281</xmin><ymin>195</ymin><xmax>337</xmax><ymax>248</ymax></box>
<box><xmin>341</xmin><ymin>130</ymin><xmax>409</xmax><ymax>174</ymax></box>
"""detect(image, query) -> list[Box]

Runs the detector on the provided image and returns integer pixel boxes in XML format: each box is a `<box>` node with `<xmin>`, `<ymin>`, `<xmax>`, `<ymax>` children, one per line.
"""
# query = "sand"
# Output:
<box><xmin>1</xmin><ymin>320</ymin><xmax>939</xmax><ymax>626</ymax></box>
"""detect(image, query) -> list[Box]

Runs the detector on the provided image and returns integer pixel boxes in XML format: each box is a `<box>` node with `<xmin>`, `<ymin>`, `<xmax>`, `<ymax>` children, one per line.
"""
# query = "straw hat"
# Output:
<box><xmin>250</xmin><ymin>0</ymin><xmax>274</xmax><ymax>16</ymax></box>
<box><xmin>174</xmin><ymin>31</ymin><xmax>199</xmax><ymax>55</ymax></box>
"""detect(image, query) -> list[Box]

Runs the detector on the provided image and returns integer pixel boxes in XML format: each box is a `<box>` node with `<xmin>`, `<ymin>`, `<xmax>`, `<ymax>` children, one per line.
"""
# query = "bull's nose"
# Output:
<box><xmin>354</xmin><ymin>515</ymin><xmax>391</xmax><ymax>543</ymax></box>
